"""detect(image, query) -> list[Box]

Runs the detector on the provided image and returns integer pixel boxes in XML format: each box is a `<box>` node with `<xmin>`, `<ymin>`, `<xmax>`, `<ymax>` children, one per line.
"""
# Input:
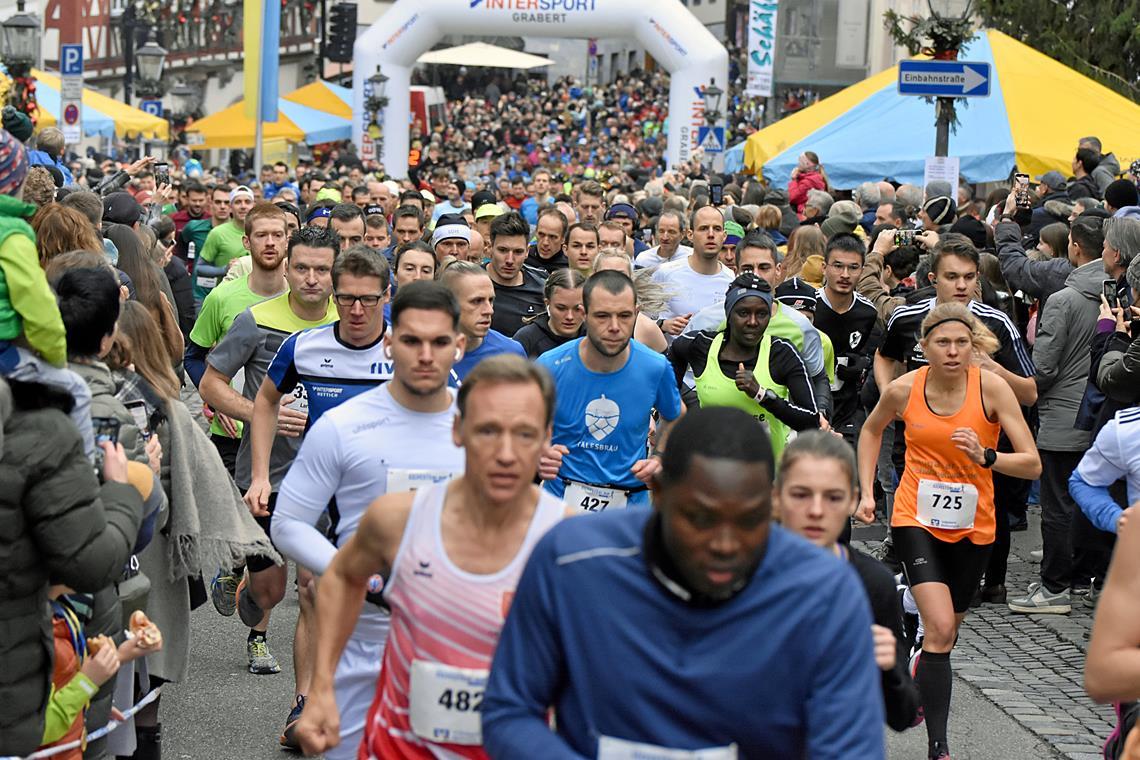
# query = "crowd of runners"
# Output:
<box><xmin>4</xmin><ymin>96</ymin><xmax>1140</xmax><ymax>760</ymax></box>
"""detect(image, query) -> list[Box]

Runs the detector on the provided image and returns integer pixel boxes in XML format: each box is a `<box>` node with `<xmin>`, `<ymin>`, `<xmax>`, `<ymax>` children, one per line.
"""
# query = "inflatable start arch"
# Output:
<box><xmin>352</xmin><ymin>0</ymin><xmax>729</xmax><ymax>178</ymax></box>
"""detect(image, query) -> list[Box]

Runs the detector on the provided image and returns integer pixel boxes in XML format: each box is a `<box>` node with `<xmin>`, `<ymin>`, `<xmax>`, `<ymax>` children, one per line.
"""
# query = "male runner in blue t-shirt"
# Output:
<box><xmin>537</xmin><ymin>270</ymin><xmax>683</xmax><ymax>510</ymax></box>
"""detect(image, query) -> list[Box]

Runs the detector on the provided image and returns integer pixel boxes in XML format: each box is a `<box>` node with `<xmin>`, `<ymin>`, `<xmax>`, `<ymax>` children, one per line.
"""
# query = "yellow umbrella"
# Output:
<box><xmin>31</xmin><ymin>68</ymin><xmax>169</xmax><ymax>140</ymax></box>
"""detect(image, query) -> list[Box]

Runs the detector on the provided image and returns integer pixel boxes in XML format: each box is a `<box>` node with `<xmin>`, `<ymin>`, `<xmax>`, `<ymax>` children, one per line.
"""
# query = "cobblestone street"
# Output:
<box><xmin>856</xmin><ymin>505</ymin><xmax>1115</xmax><ymax>760</ymax></box>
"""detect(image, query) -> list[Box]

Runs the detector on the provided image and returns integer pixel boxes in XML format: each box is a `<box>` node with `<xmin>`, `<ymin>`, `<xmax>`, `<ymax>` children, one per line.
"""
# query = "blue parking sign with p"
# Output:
<box><xmin>61</xmin><ymin>45</ymin><xmax>83</xmax><ymax>76</ymax></box>
<box><xmin>141</xmin><ymin>100</ymin><xmax>163</xmax><ymax>117</ymax></box>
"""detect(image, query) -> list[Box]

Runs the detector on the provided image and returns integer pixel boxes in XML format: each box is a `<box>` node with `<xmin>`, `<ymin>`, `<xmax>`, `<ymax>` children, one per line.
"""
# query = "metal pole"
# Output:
<box><xmin>935</xmin><ymin>97</ymin><xmax>950</xmax><ymax>157</ymax></box>
<box><xmin>123</xmin><ymin>6</ymin><xmax>135</xmax><ymax>104</ymax></box>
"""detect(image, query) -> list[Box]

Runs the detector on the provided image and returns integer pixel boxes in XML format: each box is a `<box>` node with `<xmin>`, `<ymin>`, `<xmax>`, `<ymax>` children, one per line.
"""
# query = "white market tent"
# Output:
<box><xmin>416</xmin><ymin>42</ymin><xmax>554</xmax><ymax>70</ymax></box>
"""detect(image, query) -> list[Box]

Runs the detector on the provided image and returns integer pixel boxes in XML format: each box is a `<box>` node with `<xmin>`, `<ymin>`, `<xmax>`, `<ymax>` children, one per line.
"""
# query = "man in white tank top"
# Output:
<box><xmin>271</xmin><ymin>282</ymin><xmax>467</xmax><ymax>757</ymax></box>
<box><xmin>295</xmin><ymin>354</ymin><xmax>571</xmax><ymax>759</ymax></box>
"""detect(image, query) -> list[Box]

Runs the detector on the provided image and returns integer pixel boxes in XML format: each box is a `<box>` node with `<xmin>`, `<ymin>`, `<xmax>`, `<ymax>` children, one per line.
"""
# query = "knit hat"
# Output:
<box><xmin>799</xmin><ymin>254</ymin><xmax>825</xmax><ymax>288</ymax></box>
<box><xmin>723</xmin><ymin>220</ymin><xmax>745</xmax><ymax>246</ymax></box>
<box><xmin>0</xmin><ymin>128</ymin><xmax>29</xmax><ymax>197</ymax></box>
<box><xmin>723</xmin><ymin>273</ymin><xmax>772</xmax><ymax>316</ymax></box>
<box><xmin>1105</xmin><ymin>178</ymin><xmax>1140</xmax><ymax>210</ymax></box>
<box><xmin>431</xmin><ymin>214</ymin><xmax>471</xmax><ymax>247</ymax></box>
<box><xmin>775</xmin><ymin>277</ymin><xmax>817</xmax><ymax>312</ymax></box>
<box><xmin>923</xmin><ymin>195</ymin><xmax>955</xmax><ymax>226</ymax></box>
<box><xmin>949</xmin><ymin>216</ymin><xmax>987</xmax><ymax>250</ymax></box>
<box><xmin>102</xmin><ymin>192</ymin><xmax>143</xmax><ymax>226</ymax></box>
<box><xmin>1</xmin><ymin>107</ymin><xmax>33</xmax><ymax>143</ymax></box>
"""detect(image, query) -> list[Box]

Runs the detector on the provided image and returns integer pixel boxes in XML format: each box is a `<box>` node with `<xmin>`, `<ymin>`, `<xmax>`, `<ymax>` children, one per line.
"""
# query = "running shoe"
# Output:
<box><xmin>211</xmin><ymin>570</ymin><xmax>239</xmax><ymax>617</ymax></box>
<box><xmin>236</xmin><ymin>576</ymin><xmax>265</xmax><ymax>628</ymax></box>
<box><xmin>1008</xmin><ymin>582</ymin><xmax>1071</xmax><ymax>615</ymax></box>
<box><xmin>929</xmin><ymin>740</ymin><xmax>951</xmax><ymax>759</ymax></box>
<box><xmin>280</xmin><ymin>694</ymin><xmax>306</xmax><ymax>748</ymax></box>
<box><xmin>908</xmin><ymin>648</ymin><xmax>925</xmax><ymax>727</ymax></box>
<box><xmin>247</xmin><ymin>636</ymin><xmax>281</xmax><ymax>675</ymax></box>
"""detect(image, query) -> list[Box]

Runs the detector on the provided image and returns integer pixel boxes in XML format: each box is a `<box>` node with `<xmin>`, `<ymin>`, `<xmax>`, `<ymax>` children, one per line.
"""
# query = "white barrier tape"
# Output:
<box><xmin>0</xmin><ymin>686</ymin><xmax>162</xmax><ymax>760</ymax></box>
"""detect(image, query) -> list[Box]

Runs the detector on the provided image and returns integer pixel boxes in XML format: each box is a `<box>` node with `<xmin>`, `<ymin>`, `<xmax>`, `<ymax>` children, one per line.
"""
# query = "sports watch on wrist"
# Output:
<box><xmin>981</xmin><ymin>447</ymin><xmax>997</xmax><ymax>468</ymax></box>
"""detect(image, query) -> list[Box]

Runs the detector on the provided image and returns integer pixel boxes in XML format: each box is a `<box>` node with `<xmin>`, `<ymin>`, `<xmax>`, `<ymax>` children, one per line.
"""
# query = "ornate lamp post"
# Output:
<box><xmin>2</xmin><ymin>0</ymin><xmax>40</xmax><ymax>118</ymax></box>
<box><xmin>701</xmin><ymin>78</ymin><xmax>724</xmax><ymax>174</ymax></box>
<box><xmin>134</xmin><ymin>28</ymin><xmax>168</xmax><ymax>99</ymax></box>
<box><xmin>364</xmin><ymin>65</ymin><xmax>389</xmax><ymax>163</ymax></box>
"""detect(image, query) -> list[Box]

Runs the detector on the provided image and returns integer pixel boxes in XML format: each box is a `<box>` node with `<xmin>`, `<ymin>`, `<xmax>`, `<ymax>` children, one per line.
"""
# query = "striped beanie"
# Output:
<box><xmin>0</xmin><ymin>128</ymin><xmax>29</xmax><ymax>197</ymax></box>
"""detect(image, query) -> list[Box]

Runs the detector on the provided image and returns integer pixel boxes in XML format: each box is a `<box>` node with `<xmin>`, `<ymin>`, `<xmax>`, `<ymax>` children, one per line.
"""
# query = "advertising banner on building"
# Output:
<box><xmin>745</xmin><ymin>0</ymin><xmax>778</xmax><ymax>97</ymax></box>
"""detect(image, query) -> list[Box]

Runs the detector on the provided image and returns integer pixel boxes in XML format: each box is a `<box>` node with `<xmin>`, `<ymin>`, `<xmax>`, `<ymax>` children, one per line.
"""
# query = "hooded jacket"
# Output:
<box><xmin>1092</xmin><ymin>153</ymin><xmax>1121</xmax><ymax>198</ymax></box>
<box><xmin>1033</xmin><ymin>257</ymin><xmax>1107</xmax><ymax>451</ymax></box>
<box><xmin>0</xmin><ymin>378</ymin><xmax>143</xmax><ymax>756</ymax></box>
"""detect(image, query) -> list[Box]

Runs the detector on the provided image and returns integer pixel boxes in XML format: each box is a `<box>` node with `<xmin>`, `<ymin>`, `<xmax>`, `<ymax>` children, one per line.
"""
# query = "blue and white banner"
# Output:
<box><xmin>745</xmin><ymin>0</ymin><xmax>778</xmax><ymax>98</ymax></box>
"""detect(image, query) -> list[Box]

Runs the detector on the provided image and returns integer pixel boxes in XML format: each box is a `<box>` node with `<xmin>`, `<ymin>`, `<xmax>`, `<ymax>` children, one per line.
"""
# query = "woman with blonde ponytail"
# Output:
<box><xmin>856</xmin><ymin>301</ymin><xmax>1040</xmax><ymax>759</ymax></box>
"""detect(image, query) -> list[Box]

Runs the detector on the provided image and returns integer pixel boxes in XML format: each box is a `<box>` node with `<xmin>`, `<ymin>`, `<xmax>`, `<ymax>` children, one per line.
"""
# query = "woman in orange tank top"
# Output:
<box><xmin>856</xmin><ymin>302</ymin><xmax>1040</xmax><ymax>760</ymax></box>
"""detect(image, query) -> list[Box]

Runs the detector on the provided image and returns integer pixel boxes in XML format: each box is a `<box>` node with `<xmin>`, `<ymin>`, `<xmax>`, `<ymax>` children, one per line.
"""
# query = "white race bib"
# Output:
<box><xmin>408</xmin><ymin>660</ymin><xmax>486</xmax><ymax>746</ymax></box>
<box><xmin>195</xmin><ymin>275</ymin><xmax>218</xmax><ymax>290</ymax></box>
<box><xmin>916</xmin><ymin>479</ymin><xmax>979</xmax><ymax>530</ymax></box>
<box><xmin>598</xmin><ymin>736</ymin><xmax>738</xmax><ymax>760</ymax></box>
<box><xmin>286</xmin><ymin>384</ymin><xmax>308</xmax><ymax>413</ymax></box>
<box><xmin>386</xmin><ymin>468</ymin><xmax>457</xmax><ymax>494</ymax></box>
<box><xmin>564</xmin><ymin>481</ymin><xmax>628</xmax><ymax>512</ymax></box>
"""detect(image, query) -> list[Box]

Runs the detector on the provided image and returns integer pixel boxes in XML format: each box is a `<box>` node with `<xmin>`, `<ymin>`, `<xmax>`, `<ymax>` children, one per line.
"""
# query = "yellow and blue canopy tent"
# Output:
<box><xmin>5</xmin><ymin>68</ymin><xmax>169</xmax><ymax>139</ymax></box>
<box><xmin>283</xmin><ymin>80</ymin><xmax>353</xmax><ymax>121</ymax></box>
<box><xmin>185</xmin><ymin>98</ymin><xmax>351</xmax><ymax>150</ymax></box>
<box><xmin>744</xmin><ymin>29</ymin><xmax>1140</xmax><ymax>188</ymax></box>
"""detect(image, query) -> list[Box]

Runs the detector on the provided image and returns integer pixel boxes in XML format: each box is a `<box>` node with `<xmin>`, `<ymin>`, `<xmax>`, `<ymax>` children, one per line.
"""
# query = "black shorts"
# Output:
<box><xmin>210</xmin><ymin>434</ymin><xmax>240</xmax><ymax>478</ymax></box>
<box><xmin>892</xmin><ymin>525</ymin><xmax>992</xmax><ymax>613</ymax></box>
<box><xmin>247</xmin><ymin>492</ymin><xmax>279</xmax><ymax>574</ymax></box>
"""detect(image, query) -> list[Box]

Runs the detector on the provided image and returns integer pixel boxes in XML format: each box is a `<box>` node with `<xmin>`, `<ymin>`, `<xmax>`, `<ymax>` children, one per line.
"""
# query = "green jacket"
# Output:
<box><xmin>0</xmin><ymin>195</ymin><xmax>68</xmax><ymax>367</ymax></box>
<box><xmin>0</xmin><ymin>377</ymin><xmax>143</xmax><ymax>755</ymax></box>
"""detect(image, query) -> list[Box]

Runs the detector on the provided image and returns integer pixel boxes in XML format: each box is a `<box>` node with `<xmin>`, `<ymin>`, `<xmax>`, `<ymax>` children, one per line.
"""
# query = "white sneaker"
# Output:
<box><xmin>1029</xmin><ymin>549</ymin><xmax>1043</xmax><ymax>562</ymax></box>
<box><xmin>1008</xmin><ymin>582</ymin><xmax>1070</xmax><ymax>614</ymax></box>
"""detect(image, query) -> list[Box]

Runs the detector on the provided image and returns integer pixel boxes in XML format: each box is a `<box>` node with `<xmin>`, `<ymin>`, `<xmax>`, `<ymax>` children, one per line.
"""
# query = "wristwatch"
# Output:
<box><xmin>754</xmin><ymin>388</ymin><xmax>778</xmax><ymax>406</ymax></box>
<box><xmin>981</xmin><ymin>447</ymin><xmax>997</xmax><ymax>468</ymax></box>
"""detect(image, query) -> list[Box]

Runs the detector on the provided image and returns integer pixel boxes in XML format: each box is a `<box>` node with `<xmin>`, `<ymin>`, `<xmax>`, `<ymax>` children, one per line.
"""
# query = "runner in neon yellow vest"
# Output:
<box><xmin>668</xmin><ymin>274</ymin><xmax>822</xmax><ymax>465</ymax></box>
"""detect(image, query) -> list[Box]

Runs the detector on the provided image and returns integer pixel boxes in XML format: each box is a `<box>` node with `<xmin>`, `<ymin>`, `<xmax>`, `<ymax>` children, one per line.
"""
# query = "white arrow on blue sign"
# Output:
<box><xmin>897</xmin><ymin>60</ymin><xmax>991</xmax><ymax>98</ymax></box>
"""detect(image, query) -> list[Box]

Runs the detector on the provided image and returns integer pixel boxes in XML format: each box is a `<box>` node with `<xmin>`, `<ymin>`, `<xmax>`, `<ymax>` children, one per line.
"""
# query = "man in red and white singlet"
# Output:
<box><xmin>295</xmin><ymin>354</ymin><xmax>571</xmax><ymax>759</ymax></box>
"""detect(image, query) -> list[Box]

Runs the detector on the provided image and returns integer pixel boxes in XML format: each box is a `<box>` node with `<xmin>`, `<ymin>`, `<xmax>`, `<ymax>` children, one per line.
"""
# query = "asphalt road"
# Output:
<box><xmin>159</xmin><ymin>566</ymin><xmax>1056</xmax><ymax>760</ymax></box>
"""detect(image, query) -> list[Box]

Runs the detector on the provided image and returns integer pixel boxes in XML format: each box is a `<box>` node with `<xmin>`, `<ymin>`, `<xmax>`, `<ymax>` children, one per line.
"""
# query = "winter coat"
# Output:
<box><xmin>1024</xmin><ymin>191</ymin><xmax>1070</xmax><ymax>242</ymax></box>
<box><xmin>0</xmin><ymin>378</ymin><xmax>143</xmax><ymax>756</ymax></box>
<box><xmin>995</xmin><ymin>220</ymin><xmax>1072</xmax><ymax>313</ymax></box>
<box><xmin>1098</xmin><ymin>333</ymin><xmax>1140</xmax><ymax>407</ymax></box>
<box><xmin>1033</xmin><ymin>258</ymin><xmax>1107</xmax><ymax>451</ymax></box>
<box><xmin>1092</xmin><ymin>153</ymin><xmax>1121</xmax><ymax>198</ymax></box>
<box><xmin>787</xmin><ymin>169</ymin><xmax>826</xmax><ymax>212</ymax></box>
<box><xmin>1068</xmin><ymin>175</ymin><xmax>1101</xmax><ymax>201</ymax></box>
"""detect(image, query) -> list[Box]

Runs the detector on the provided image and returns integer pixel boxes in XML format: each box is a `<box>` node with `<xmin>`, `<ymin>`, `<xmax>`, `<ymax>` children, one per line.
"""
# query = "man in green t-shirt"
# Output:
<box><xmin>199</xmin><ymin>225</ymin><xmax>337</xmax><ymax>698</ymax></box>
<box><xmin>194</xmin><ymin>185</ymin><xmax>255</xmax><ymax>304</ymax></box>
<box><xmin>186</xmin><ymin>202</ymin><xmax>289</xmax><ymax>462</ymax></box>
<box><xmin>178</xmin><ymin>184</ymin><xmax>230</xmax><ymax>270</ymax></box>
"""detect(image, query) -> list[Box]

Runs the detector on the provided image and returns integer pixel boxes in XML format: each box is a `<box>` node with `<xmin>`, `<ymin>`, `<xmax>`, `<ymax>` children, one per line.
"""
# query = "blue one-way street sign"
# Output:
<box><xmin>898</xmin><ymin>60</ymin><xmax>991</xmax><ymax>98</ymax></box>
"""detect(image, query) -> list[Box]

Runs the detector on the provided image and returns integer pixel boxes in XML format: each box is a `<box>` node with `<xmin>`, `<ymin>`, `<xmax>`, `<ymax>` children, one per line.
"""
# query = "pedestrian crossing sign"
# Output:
<box><xmin>696</xmin><ymin>126</ymin><xmax>725</xmax><ymax>154</ymax></box>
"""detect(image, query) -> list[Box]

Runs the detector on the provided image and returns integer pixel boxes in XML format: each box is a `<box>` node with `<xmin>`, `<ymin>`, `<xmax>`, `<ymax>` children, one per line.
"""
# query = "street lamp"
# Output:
<box><xmin>365</xmin><ymin>66</ymin><xmax>390</xmax><ymax>162</ymax></box>
<box><xmin>1</xmin><ymin>0</ymin><xmax>39</xmax><ymax>72</ymax></box>
<box><xmin>702</xmin><ymin>78</ymin><xmax>724</xmax><ymax>126</ymax></box>
<box><xmin>1</xmin><ymin>0</ymin><xmax>40</xmax><ymax>116</ymax></box>
<box><xmin>700</xmin><ymin>78</ymin><xmax>724</xmax><ymax>174</ymax></box>
<box><xmin>134</xmin><ymin>28</ymin><xmax>168</xmax><ymax>99</ymax></box>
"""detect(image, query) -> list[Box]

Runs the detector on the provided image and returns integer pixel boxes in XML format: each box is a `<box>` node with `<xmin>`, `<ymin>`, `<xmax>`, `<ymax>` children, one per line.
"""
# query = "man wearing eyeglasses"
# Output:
<box><xmin>811</xmin><ymin>233</ymin><xmax>879</xmax><ymax>446</ymax></box>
